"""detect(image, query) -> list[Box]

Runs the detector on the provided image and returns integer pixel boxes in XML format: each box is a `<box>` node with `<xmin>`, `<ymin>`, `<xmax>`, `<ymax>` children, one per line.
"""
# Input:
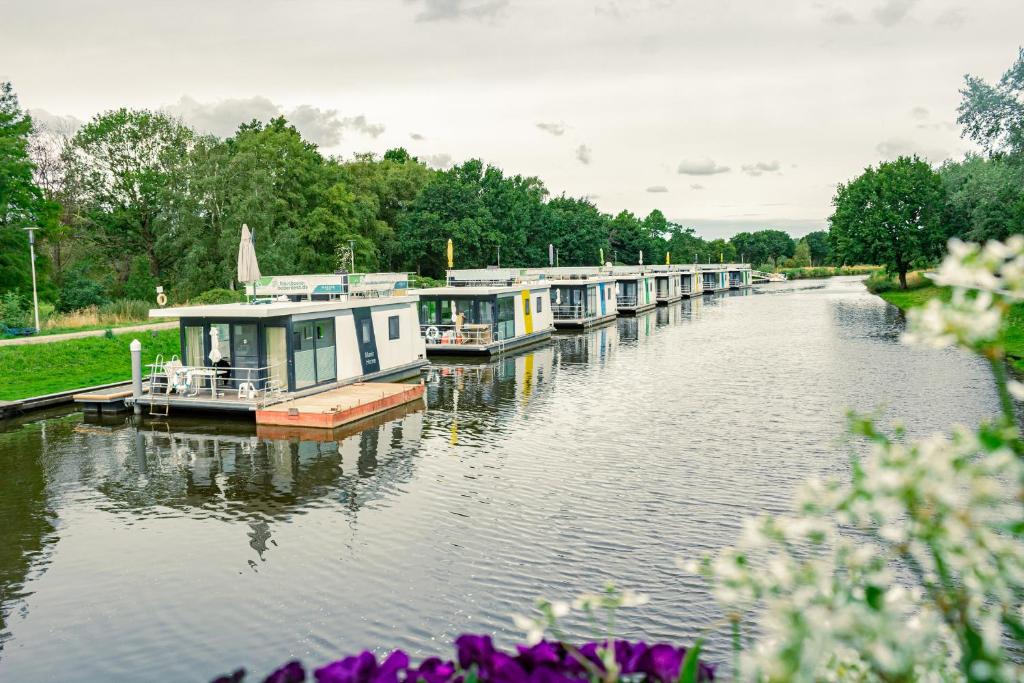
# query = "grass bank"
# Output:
<box><xmin>877</xmin><ymin>285</ymin><xmax>1024</xmax><ymax>373</ymax></box>
<box><xmin>0</xmin><ymin>329</ymin><xmax>180</xmax><ymax>401</ymax></box>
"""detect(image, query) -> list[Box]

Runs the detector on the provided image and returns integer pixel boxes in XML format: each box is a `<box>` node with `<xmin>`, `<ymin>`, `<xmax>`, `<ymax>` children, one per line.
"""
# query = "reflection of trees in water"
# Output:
<box><xmin>829</xmin><ymin>297</ymin><xmax>905</xmax><ymax>342</ymax></box>
<box><xmin>0</xmin><ymin>415</ymin><xmax>71</xmax><ymax>652</ymax></box>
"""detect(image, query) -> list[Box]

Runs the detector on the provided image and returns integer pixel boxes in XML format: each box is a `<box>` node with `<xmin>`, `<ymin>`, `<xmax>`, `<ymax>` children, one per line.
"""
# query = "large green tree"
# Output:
<box><xmin>65</xmin><ymin>109</ymin><xmax>195</xmax><ymax>285</ymax></box>
<box><xmin>803</xmin><ymin>230</ymin><xmax>833</xmax><ymax>266</ymax></box>
<box><xmin>830</xmin><ymin>156</ymin><xmax>946</xmax><ymax>289</ymax></box>
<box><xmin>729</xmin><ymin>229</ymin><xmax>794</xmax><ymax>268</ymax></box>
<box><xmin>540</xmin><ymin>195</ymin><xmax>610</xmax><ymax>266</ymax></box>
<box><xmin>0</xmin><ymin>82</ymin><xmax>56</xmax><ymax>295</ymax></box>
<box><xmin>958</xmin><ymin>47</ymin><xmax>1024</xmax><ymax>156</ymax></box>
<box><xmin>940</xmin><ymin>155</ymin><xmax>1024</xmax><ymax>244</ymax></box>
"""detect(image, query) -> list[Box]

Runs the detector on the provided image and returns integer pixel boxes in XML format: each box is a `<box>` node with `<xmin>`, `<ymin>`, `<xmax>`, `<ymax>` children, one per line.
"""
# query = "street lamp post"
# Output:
<box><xmin>348</xmin><ymin>239</ymin><xmax>356</xmax><ymax>274</ymax></box>
<box><xmin>23</xmin><ymin>227</ymin><xmax>40</xmax><ymax>332</ymax></box>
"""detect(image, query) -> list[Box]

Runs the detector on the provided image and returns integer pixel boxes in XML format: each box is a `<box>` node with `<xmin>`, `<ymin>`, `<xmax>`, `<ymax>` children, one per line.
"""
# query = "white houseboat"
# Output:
<box><xmin>611</xmin><ymin>268</ymin><xmax>657</xmax><ymax>314</ymax></box>
<box><xmin>527</xmin><ymin>268</ymin><xmax>618</xmax><ymax>329</ymax></box>
<box><xmin>135</xmin><ymin>273</ymin><xmax>427</xmax><ymax>414</ymax></box>
<box><xmin>414</xmin><ymin>269</ymin><xmax>554</xmax><ymax>355</ymax></box>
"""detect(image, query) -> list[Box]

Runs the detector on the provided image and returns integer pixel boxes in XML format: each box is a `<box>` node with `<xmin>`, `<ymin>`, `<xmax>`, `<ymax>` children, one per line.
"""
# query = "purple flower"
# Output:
<box><xmin>638</xmin><ymin>644</ymin><xmax>684</xmax><ymax>683</ymax></box>
<box><xmin>406</xmin><ymin>657</ymin><xmax>456</xmax><ymax>683</ymax></box>
<box><xmin>487</xmin><ymin>652</ymin><xmax>528</xmax><ymax>683</ymax></box>
<box><xmin>514</xmin><ymin>641</ymin><xmax>562</xmax><ymax>670</ymax></box>
<box><xmin>265</xmin><ymin>661</ymin><xmax>306</xmax><ymax>683</ymax></box>
<box><xmin>315</xmin><ymin>651</ymin><xmax>379</xmax><ymax>683</ymax></box>
<box><xmin>454</xmin><ymin>635</ymin><xmax>496</xmax><ymax>671</ymax></box>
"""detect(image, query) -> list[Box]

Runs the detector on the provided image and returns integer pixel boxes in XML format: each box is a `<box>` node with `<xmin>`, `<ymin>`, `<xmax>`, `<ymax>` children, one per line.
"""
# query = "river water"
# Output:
<box><xmin>0</xmin><ymin>277</ymin><xmax>1003</xmax><ymax>682</ymax></box>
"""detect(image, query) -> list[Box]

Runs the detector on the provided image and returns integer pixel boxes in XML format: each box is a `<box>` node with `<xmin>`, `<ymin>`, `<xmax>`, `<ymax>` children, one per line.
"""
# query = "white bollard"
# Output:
<box><xmin>130</xmin><ymin>339</ymin><xmax>143</xmax><ymax>415</ymax></box>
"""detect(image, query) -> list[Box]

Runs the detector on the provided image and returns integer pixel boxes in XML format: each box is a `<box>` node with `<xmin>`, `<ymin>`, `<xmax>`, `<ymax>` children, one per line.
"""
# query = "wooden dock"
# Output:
<box><xmin>255</xmin><ymin>381</ymin><xmax>425</xmax><ymax>429</ymax></box>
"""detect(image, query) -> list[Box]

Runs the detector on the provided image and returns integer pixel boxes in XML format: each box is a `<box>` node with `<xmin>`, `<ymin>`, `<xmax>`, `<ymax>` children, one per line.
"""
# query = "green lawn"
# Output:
<box><xmin>879</xmin><ymin>285</ymin><xmax>1024</xmax><ymax>373</ymax></box>
<box><xmin>0</xmin><ymin>329</ymin><xmax>181</xmax><ymax>401</ymax></box>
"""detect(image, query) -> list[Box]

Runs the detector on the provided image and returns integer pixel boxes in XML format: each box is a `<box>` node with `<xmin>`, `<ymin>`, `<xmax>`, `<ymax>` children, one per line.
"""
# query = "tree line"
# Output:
<box><xmin>830</xmin><ymin>48</ymin><xmax>1024</xmax><ymax>288</ymax></box>
<box><xmin>1</xmin><ymin>85</ymin><xmax>832</xmax><ymax>311</ymax></box>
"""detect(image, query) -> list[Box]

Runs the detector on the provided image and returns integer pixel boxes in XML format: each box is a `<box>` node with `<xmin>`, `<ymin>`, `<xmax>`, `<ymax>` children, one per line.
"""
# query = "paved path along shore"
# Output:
<box><xmin>0</xmin><ymin>321</ymin><xmax>177</xmax><ymax>347</ymax></box>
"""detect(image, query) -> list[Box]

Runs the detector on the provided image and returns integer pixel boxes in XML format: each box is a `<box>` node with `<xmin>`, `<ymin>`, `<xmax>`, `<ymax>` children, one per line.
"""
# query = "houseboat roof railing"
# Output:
<box><xmin>445</xmin><ymin>268</ymin><xmax>548</xmax><ymax>287</ymax></box>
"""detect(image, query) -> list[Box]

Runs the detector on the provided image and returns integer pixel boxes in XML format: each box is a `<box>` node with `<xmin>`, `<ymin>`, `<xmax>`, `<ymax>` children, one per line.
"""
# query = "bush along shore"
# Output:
<box><xmin>0</xmin><ymin>328</ymin><xmax>180</xmax><ymax>401</ymax></box>
<box><xmin>779</xmin><ymin>265</ymin><xmax>878</xmax><ymax>280</ymax></box>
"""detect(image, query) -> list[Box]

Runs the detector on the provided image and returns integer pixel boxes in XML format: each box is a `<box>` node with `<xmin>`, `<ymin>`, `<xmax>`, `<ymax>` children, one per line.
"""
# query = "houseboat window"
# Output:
<box><xmin>418</xmin><ymin>300</ymin><xmax>437</xmax><ymax>325</ymax></box>
<box><xmin>535</xmin><ymin>297</ymin><xmax>543</xmax><ymax>313</ymax></box>
<box><xmin>606</xmin><ymin>288</ymin><xmax>611</xmax><ymax>300</ymax></box>
<box><xmin>441</xmin><ymin>300</ymin><xmax>453</xmax><ymax>323</ymax></box>
<box><xmin>496</xmin><ymin>296</ymin><xmax>515</xmax><ymax>340</ymax></box>
<box><xmin>184</xmin><ymin>325</ymin><xmax>205</xmax><ymax>367</ymax></box>
<box><xmin>264</xmin><ymin>327</ymin><xmax>287</xmax><ymax>390</ymax></box>
<box><xmin>523</xmin><ymin>297</ymin><xmax>531</xmax><ymax>315</ymax></box>
<box><xmin>293</xmin><ymin>318</ymin><xmax>335</xmax><ymax>388</ymax></box>
<box><xmin>388</xmin><ymin>315</ymin><xmax>400</xmax><ymax>340</ymax></box>
<box><xmin>212</xmin><ymin>323</ymin><xmax>231</xmax><ymax>361</ymax></box>
<box><xmin>315</xmin><ymin>319</ymin><xmax>336</xmax><ymax>384</ymax></box>
<box><xmin>476</xmin><ymin>301</ymin><xmax>494</xmax><ymax>324</ymax></box>
<box><xmin>361</xmin><ymin>318</ymin><xmax>372</xmax><ymax>345</ymax></box>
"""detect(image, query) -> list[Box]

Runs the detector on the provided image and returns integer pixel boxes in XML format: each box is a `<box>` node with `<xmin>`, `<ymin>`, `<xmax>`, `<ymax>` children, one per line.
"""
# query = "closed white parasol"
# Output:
<box><xmin>237</xmin><ymin>224</ymin><xmax>261</xmax><ymax>300</ymax></box>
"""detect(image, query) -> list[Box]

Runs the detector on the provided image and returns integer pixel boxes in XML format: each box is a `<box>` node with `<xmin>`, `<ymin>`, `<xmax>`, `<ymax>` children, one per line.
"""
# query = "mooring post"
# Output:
<box><xmin>130</xmin><ymin>339</ymin><xmax>142</xmax><ymax>415</ymax></box>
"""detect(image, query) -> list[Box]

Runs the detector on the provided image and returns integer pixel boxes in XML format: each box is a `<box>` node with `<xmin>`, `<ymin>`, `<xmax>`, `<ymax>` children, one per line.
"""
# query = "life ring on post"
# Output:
<box><xmin>156</xmin><ymin>292</ymin><xmax>168</xmax><ymax>306</ymax></box>
<box><xmin>425</xmin><ymin>325</ymin><xmax>441</xmax><ymax>343</ymax></box>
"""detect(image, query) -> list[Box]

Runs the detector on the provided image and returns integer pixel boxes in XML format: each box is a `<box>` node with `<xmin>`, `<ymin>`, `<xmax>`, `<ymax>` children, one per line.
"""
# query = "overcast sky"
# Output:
<box><xmin>2</xmin><ymin>0</ymin><xmax>1021</xmax><ymax>238</ymax></box>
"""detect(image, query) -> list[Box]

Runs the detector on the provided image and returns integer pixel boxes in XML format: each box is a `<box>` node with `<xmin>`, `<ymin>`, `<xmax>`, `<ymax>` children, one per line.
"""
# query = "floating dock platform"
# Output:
<box><xmin>254</xmin><ymin>381</ymin><xmax>425</xmax><ymax>429</ymax></box>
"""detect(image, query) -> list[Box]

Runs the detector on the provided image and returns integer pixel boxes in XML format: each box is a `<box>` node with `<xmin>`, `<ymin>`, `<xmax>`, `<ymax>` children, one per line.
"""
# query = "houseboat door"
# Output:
<box><xmin>598</xmin><ymin>283</ymin><xmax>606</xmax><ymax>315</ymax></box>
<box><xmin>231</xmin><ymin>323</ymin><xmax>259</xmax><ymax>387</ymax></box>
<box><xmin>353</xmin><ymin>308</ymin><xmax>381</xmax><ymax>374</ymax></box>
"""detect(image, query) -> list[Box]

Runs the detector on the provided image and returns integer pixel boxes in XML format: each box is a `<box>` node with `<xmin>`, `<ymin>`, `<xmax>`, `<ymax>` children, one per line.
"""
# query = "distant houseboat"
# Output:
<box><xmin>135</xmin><ymin>273</ymin><xmax>427</xmax><ymax>413</ymax></box>
<box><xmin>612</xmin><ymin>269</ymin><xmax>657</xmax><ymax>314</ymax></box>
<box><xmin>530</xmin><ymin>269</ymin><xmax>618</xmax><ymax>329</ymax></box>
<box><xmin>415</xmin><ymin>269</ymin><xmax>554</xmax><ymax>355</ymax></box>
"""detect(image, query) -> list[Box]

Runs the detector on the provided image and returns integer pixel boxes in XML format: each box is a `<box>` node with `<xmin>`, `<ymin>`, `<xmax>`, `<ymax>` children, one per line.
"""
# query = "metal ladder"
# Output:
<box><xmin>148</xmin><ymin>354</ymin><xmax>171</xmax><ymax>417</ymax></box>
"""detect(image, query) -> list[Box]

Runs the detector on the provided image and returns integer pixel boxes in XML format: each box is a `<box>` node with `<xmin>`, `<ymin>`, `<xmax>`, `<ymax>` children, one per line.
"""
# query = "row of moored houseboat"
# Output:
<box><xmin>121</xmin><ymin>264</ymin><xmax>750</xmax><ymax>414</ymax></box>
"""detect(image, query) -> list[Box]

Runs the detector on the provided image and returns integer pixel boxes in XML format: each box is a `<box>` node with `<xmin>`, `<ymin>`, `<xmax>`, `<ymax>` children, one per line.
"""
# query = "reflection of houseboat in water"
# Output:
<box><xmin>426</xmin><ymin>345</ymin><xmax>555</xmax><ymax>444</ymax></box>
<box><xmin>552</xmin><ymin>325</ymin><xmax>619</xmax><ymax>366</ymax></box>
<box><xmin>130</xmin><ymin>273</ymin><xmax>426</xmax><ymax>415</ymax></box>
<box><xmin>618</xmin><ymin>309</ymin><xmax>657</xmax><ymax>342</ymax></box>
<box><xmin>89</xmin><ymin>403</ymin><xmax>425</xmax><ymax>526</ymax></box>
<box><xmin>414</xmin><ymin>269</ymin><xmax>554</xmax><ymax>355</ymax></box>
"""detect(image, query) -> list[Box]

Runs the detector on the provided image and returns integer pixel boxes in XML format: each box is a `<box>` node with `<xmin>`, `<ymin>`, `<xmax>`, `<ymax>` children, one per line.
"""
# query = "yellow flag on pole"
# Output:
<box><xmin>666</xmin><ymin>251</ymin><xmax>670</xmax><ymax>265</ymax></box>
<box><xmin>447</xmin><ymin>239</ymin><xmax>454</xmax><ymax>269</ymax></box>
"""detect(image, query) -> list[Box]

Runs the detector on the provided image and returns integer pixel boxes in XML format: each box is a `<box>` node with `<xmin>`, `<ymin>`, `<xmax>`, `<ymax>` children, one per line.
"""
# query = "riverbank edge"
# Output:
<box><xmin>0</xmin><ymin>329</ymin><xmax>181</xmax><ymax>402</ymax></box>
<box><xmin>877</xmin><ymin>285</ymin><xmax>1024</xmax><ymax>373</ymax></box>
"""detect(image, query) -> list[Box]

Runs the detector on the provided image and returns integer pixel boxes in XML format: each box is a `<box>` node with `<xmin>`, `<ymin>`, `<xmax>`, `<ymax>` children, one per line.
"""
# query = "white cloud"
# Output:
<box><xmin>690</xmin><ymin>183</ymin><xmax>705</xmax><ymax>190</ymax></box>
<box><xmin>824</xmin><ymin>8</ymin><xmax>857</xmax><ymax>25</ymax></box>
<box><xmin>910</xmin><ymin>106</ymin><xmax>929</xmax><ymax>120</ymax></box>
<box><xmin>410</xmin><ymin>132</ymin><xmax>425</xmax><ymax>140</ymax></box>
<box><xmin>875</xmin><ymin>137</ymin><xmax>948</xmax><ymax>162</ymax></box>
<box><xmin>576</xmin><ymin>144</ymin><xmax>592</xmax><ymax>165</ymax></box>
<box><xmin>871</xmin><ymin>0</ymin><xmax>918</xmax><ymax>26</ymax></box>
<box><xmin>406</xmin><ymin>0</ymin><xmax>509</xmax><ymax>22</ymax></box>
<box><xmin>163</xmin><ymin>96</ymin><xmax>383</xmax><ymax>146</ymax></box>
<box><xmin>741</xmin><ymin>160</ymin><xmax>781</xmax><ymax>177</ymax></box>
<box><xmin>645</xmin><ymin>185</ymin><xmax>668</xmax><ymax>193</ymax></box>
<box><xmin>423</xmin><ymin>152</ymin><xmax>454</xmax><ymax>170</ymax></box>
<box><xmin>934</xmin><ymin>7</ymin><xmax>966</xmax><ymax>29</ymax></box>
<box><xmin>535</xmin><ymin>122</ymin><xmax>566</xmax><ymax>136</ymax></box>
<box><xmin>677</xmin><ymin>158</ymin><xmax>730</xmax><ymax>175</ymax></box>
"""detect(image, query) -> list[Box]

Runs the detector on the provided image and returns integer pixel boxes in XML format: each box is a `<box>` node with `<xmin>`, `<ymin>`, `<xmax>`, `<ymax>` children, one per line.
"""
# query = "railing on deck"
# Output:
<box><xmin>552</xmin><ymin>304</ymin><xmax>585</xmax><ymax>320</ymax></box>
<box><xmin>146</xmin><ymin>359</ymin><xmax>287</xmax><ymax>406</ymax></box>
<box><xmin>420</xmin><ymin>324</ymin><xmax>494</xmax><ymax>345</ymax></box>
<box><xmin>618</xmin><ymin>296</ymin><xmax>638</xmax><ymax>307</ymax></box>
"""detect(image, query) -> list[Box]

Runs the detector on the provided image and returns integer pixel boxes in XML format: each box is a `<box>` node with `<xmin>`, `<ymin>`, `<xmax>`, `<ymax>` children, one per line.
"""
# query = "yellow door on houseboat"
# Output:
<box><xmin>521</xmin><ymin>289</ymin><xmax>533</xmax><ymax>334</ymax></box>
